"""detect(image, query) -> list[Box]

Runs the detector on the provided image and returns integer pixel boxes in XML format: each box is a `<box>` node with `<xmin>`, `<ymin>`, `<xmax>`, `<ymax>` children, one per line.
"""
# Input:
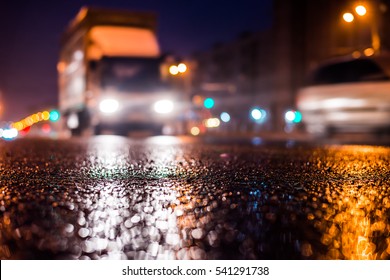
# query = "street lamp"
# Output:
<box><xmin>343</xmin><ymin>12</ymin><xmax>354</xmax><ymax>23</ymax></box>
<box><xmin>342</xmin><ymin>5</ymin><xmax>367</xmax><ymax>23</ymax></box>
<box><xmin>342</xmin><ymin>3</ymin><xmax>380</xmax><ymax>53</ymax></box>
<box><xmin>355</xmin><ymin>5</ymin><xmax>367</xmax><ymax>16</ymax></box>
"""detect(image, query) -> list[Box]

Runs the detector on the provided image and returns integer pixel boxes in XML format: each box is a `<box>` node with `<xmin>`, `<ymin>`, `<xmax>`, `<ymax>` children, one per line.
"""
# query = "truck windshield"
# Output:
<box><xmin>307</xmin><ymin>58</ymin><xmax>390</xmax><ymax>86</ymax></box>
<box><xmin>97</xmin><ymin>57</ymin><xmax>165</xmax><ymax>92</ymax></box>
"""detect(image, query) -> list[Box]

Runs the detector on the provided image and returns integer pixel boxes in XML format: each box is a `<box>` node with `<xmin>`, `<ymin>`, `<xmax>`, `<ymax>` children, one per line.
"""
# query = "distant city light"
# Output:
<box><xmin>251</xmin><ymin>109</ymin><xmax>262</xmax><ymax>120</ymax></box>
<box><xmin>42</xmin><ymin>111</ymin><xmax>50</xmax><ymax>121</ymax></box>
<box><xmin>42</xmin><ymin>123</ymin><xmax>51</xmax><ymax>134</ymax></box>
<box><xmin>67</xmin><ymin>113</ymin><xmax>79</xmax><ymax>129</ymax></box>
<box><xmin>4</xmin><ymin>108</ymin><xmax>61</xmax><ymax>138</ymax></box>
<box><xmin>192</xmin><ymin>95</ymin><xmax>203</xmax><ymax>106</ymax></box>
<box><xmin>285</xmin><ymin>110</ymin><xmax>302</xmax><ymax>124</ymax></box>
<box><xmin>32</xmin><ymin>113</ymin><xmax>39</xmax><ymax>123</ymax></box>
<box><xmin>49</xmin><ymin>110</ymin><xmax>61</xmax><ymax>122</ymax></box>
<box><xmin>220</xmin><ymin>112</ymin><xmax>231</xmax><ymax>123</ymax></box>
<box><xmin>12</xmin><ymin>121</ymin><xmax>23</xmax><ymax>130</ymax></box>
<box><xmin>352</xmin><ymin>51</ymin><xmax>361</xmax><ymax>58</ymax></box>
<box><xmin>25</xmin><ymin>117</ymin><xmax>34</xmax><ymax>126</ymax></box>
<box><xmin>190</xmin><ymin>126</ymin><xmax>200</xmax><ymax>136</ymax></box>
<box><xmin>364</xmin><ymin>47</ymin><xmax>375</xmax><ymax>56</ymax></box>
<box><xmin>294</xmin><ymin>111</ymin><xmax>302</xmax><ymax>123</ymax></box>
<box><xmin>250</xmin><ymin>108</ymin><xmax>267</xmax><ymax>122</ymax></box>
<box><xmin>73</xmin><ymin>50</ymin><xmax>84</xmax><ymax>61</ymax></box>
<box><xmin>205</xmin><ymin>118</ymin><xmax>220</xmax><ymax>128</ymax></box>
<box><xmin>203</xmin><ymin>98</ymin><xmax>215</xmax><ymax>109</ymax></box>
<box><xmin>252</xmin><ymin>137</ymin><xmax>263</xmax><ymax>146</ymax></box>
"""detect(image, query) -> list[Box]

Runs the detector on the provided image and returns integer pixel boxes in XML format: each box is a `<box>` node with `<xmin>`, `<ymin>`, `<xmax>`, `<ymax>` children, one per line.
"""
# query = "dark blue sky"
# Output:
<box><xmin>0</xmin><ymin>0</ymin><xmax>272</xmax><ymax>120</ymax></box>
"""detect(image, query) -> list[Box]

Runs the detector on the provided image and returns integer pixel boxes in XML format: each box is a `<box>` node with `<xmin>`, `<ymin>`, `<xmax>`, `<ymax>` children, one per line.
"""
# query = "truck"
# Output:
<box><xmin>58</xmin><ymin>7</ymin><xmax>187</xmax><ymax>136</ymax></box>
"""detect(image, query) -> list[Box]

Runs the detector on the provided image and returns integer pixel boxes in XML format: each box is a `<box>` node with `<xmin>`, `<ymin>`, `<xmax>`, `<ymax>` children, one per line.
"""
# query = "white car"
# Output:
<box><xmin>297</xmin><ymin>55</ymin><xmax>390</xmax><ymax>135</ymax></box>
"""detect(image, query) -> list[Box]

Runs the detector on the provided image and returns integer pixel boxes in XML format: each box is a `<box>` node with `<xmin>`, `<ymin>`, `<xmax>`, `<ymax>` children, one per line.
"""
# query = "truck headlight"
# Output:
<box><xmin>153</xmin><ymin>100</ymin><xmax>174</xmax><ymax>114</ymax></box>
<box><xmin>99</xmin><ymin>99</ymin><xmax>119</xmax><ymax>114</ymax></box>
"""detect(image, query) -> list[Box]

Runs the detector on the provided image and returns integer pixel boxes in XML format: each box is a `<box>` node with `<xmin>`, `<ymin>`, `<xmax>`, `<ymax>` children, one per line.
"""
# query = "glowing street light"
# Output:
<box><xmin>343</xmin><ymin>5</ymin><xmax>367</xmax><ymax>23</ymax></box>
<box><xmin>355</xmin><ymin>5</ymin><xmax>367</xmax><ymax>16</ymax></box>
<box><xmin>342</xmin><ymin>3</ymin><xmax>381</xmax><ymax>52</ymax></box>
<box><xmin>343</xmin><ymin>12</ymin><xmax>355</xmax><ymax>23</ymax></box>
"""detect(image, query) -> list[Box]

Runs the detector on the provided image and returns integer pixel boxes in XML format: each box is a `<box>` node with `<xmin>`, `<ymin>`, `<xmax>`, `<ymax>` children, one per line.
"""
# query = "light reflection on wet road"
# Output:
<box><xmin>0</xmin><ymin>136</ymin><xmax>390</xmax><ymax>260</ymax></box>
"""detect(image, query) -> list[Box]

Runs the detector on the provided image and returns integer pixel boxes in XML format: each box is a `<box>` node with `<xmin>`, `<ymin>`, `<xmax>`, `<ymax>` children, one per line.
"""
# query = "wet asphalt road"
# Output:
<box><xmin>1</xmin><ymin>135</ymin><xmax>390</xmax><ymax>260</ymax></box>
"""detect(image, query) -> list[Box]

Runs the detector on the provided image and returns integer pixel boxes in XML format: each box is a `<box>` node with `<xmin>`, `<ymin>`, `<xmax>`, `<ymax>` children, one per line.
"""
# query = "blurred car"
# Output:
<box><xmin>296</xmin><ymin>54</ymin><xmax>390</xmax><ymax>135</ymax></box>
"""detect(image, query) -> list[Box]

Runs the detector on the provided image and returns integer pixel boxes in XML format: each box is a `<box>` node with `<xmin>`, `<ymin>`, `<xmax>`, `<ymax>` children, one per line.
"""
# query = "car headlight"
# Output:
<box><xmin>153</xmin><ymin>100</ymin><xmax>174</xmax><ymax>114</ymax></box>
<box><xmin>99</xmin><ymin>99</ymin><xmax>120</xmax><ymax>114</ymax></box>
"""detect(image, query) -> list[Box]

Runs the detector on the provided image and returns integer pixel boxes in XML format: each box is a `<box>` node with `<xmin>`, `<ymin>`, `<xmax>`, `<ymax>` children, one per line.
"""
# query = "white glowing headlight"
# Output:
<box><xmin>99</xmin><ymin>99</ymin><xmax>119</xmax><ymax>114</ymax></box>
<box><xmin>153</xmin><ymin>100</ymin><xmax>174</xmax><ymax>114</ymax></box>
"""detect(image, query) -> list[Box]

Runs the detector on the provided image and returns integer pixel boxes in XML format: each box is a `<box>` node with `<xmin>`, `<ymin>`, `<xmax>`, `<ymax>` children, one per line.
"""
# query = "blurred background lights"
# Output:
<box><xmin>203</xmin><ymin>97</ymin><xmax>215</xmax><ymax>109</ymax></box>
<box><xmin>251</xmin><ymin>136</ymin><xmax>263</xmax><ymax>146</ymax></box>
<box><xmin>42</xmin><ymin>123</ymin><xmax>51</xmax><ymax>134</ymax></box>
<box><xmin>343</xmin><ymin>12</ymin><xmax>354</xmax><ymax>22</ymax></box>
<box><xmin>364</xmin><ymin>47</ymin><xmax>375</xmax><ymax>56</ymax></box>
<box><xmin>73</xmin><ymin>50</ymin><xmax>84</xmax><ymax>61</ymax></box>
<box><xmin>250</xmin><ymin>108</ymin><xmax>267</xmax><ymax>122</ymax></box>
<box><xmin>2</xmin><ymin>108</ymin><xmax>61</xmax><ymax>139</ymax></box>
<box><xmin>12</xmin><ymin>122</ymin><xmax>23</xmax><ymax>130</ymax></box>
<box><xmin>251</xmin><ymin>108</ymin><xmax>262</xmax><ymax>120</ymax></box>
<box><xmin>177</xmin><ymin>63</ymin><xmax>187</xmax><ymax>73</ymax></box>
<box><xmin>355</xmin><ymin>5</ymin><xmax>367</xmax><ymax>16</ymax></box>
<box><xmin>32</xmin><ymin>113</ymin><xmax>40</xmax><ymax>123</ymax></box>
<box><xmin>67</xmin><ymin>113</ymin><xmax>79</xmax><ymax>129</ymax></box>
<box><xmin>42</xmin><ymin>111</ymin><xmax>50</xmax><ymax>121</ymax></box>
<box><xmin>192</xmin><ymin>95</ymin><xmax>203</xmax><ymax>106</ymax></box>
<box><xmin>49</xmin><ymin>109</ymin><xmax>60</xmax><ymax>122</ymax></box>
<box><xmin>205</xmin><ymin>117</ymin><xmax>220</xmax><ymax>128</ymax></box>
<box><xmin>190</xmin><ymin>126</ymin><xmax>200</xmax><ymax>136</ymax></box>
<box><xmin>220</xmin><ymin>112</ymin><xmax>231</xmax><ymax>122</ymax></box>
<box><xmin>285</xmin><ymin>110</ymin><xmax>302</xmax><ymax>124</ymax></box>
<box><xmin>25</xmin><ymin>117</ymin><xmax>34</xmax><ymax>126</ymax></box>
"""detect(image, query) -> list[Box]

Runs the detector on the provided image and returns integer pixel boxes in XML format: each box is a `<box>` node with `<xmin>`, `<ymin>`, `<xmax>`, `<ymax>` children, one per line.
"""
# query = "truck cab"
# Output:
<box><xmin>58</xmin><ymin>7</ymin><xmax>186</xmax><ymax>136</ymax></box>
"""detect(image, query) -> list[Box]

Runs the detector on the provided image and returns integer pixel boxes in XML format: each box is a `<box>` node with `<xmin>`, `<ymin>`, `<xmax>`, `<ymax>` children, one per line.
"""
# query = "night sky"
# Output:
<box><xmin>0</xmin><ymin>0</ymin><xmax>272</xmax><ymax>121</ymax></box>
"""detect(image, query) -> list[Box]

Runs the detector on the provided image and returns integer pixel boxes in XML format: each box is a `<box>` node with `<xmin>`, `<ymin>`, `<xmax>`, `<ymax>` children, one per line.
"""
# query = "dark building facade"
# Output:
<box><xmin>189</xmin><ymin>0</ymin><xmax>390</xmax><ymax>132</ymax></box>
